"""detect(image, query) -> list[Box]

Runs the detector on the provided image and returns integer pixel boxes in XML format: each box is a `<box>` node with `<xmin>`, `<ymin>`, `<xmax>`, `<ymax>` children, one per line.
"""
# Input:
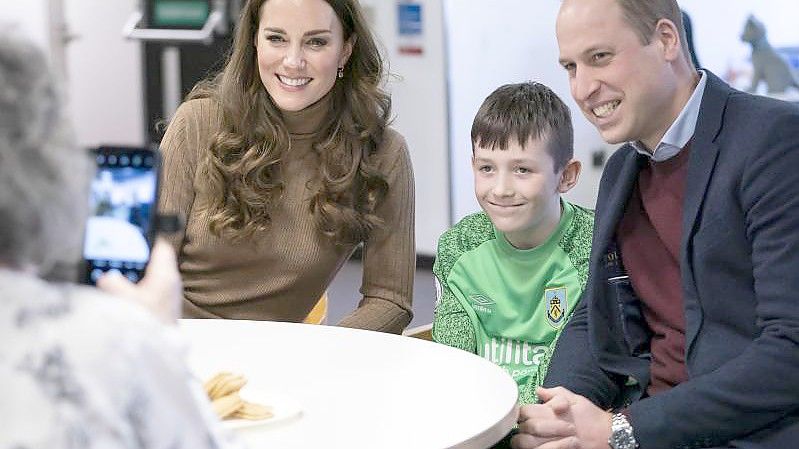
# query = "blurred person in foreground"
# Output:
<box><xmin>0</xmin><ymin>32</ymin><xmax>239</xmax><ymax>448</ymax></box>
<box><xmin>512</xmin><ymin>0</ymin><xmax>799</xmax><ymax>448</ymax></box>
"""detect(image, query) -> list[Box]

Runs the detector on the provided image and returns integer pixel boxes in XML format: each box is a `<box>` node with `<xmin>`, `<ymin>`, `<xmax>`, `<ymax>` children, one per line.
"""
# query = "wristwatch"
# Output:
<box><xmin>608</xmin><ymin>412</ymin><xmax>639</xmax><ymax>449</ymax></box>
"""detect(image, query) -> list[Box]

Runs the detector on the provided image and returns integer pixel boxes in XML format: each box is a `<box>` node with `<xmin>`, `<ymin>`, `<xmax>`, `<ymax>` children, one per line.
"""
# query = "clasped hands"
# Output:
<box><xmin>511</xmin><ymin>387</ymin><xmax>613</xmax><ymax>449</ymax></box>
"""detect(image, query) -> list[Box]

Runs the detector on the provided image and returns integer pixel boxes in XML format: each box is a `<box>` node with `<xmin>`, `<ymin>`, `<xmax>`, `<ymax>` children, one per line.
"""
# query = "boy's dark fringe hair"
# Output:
<box><xmin>471</xmin><ymin>81</ymin><xmax>573</xmax><ymax>172</ymax></box>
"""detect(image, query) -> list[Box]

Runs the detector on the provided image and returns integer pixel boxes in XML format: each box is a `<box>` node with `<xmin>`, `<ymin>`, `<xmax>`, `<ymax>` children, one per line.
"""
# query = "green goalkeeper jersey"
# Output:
<box><xmin>432</xmin><ymin>200</ymin><xmax>594</xmax><ymax>404</ymax></box>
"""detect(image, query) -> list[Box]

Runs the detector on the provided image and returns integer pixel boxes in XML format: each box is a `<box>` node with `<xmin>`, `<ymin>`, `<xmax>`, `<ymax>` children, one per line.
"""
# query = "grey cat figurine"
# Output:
<box><xmin>740</xmin><ymin>15</ymin><xmax>799</xmax><ymax>94</ymax></box>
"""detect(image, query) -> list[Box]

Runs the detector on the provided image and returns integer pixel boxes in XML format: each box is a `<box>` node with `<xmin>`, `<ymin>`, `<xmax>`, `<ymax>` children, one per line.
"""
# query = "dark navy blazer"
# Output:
<box><xmin>544</xmin><ymin>71</ymin><xmax>799</xmax><ymax>449</ymax></box>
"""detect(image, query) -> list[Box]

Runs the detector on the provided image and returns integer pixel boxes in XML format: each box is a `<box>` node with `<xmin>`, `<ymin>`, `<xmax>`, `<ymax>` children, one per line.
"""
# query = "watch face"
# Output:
<box><xmin>609</xmin><ymin>413</ymin><xmax>637</xmax><ymax>449</ymax></box>
<box><xmin>610</xmin><ymin>429</ymin><xmax>634</xmax><ymax>449</ymax></box>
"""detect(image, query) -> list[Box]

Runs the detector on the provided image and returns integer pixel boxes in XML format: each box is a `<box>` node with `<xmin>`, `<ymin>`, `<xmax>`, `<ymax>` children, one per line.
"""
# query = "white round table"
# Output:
<box><xmin>180</xmin><ymin>319</ymin><xmax>519</xmax><ymax>449</ymax></box>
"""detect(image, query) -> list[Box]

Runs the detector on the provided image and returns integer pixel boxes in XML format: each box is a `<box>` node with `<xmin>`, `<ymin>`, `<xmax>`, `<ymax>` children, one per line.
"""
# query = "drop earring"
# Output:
<box><xmin>337</xmin><ymin>66</ymin><xmax>344</xmax><ymax>79</ymax></box>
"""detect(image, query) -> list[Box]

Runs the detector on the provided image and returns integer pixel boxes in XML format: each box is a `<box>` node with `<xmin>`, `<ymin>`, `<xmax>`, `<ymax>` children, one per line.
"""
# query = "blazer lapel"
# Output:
<box><xmin>682</xmin><ymin>71</ymin><xmax>730</xmax><ymax>353</ymax></box>
<box><xmin>593</xmin><ymin>148</ymin><xmax>647</xmax><ymax>382</ymax></box>
<box><xmin>595</xmin><ymin>148</ymin><xmax>646</xmax><ymax>252</ymax></box>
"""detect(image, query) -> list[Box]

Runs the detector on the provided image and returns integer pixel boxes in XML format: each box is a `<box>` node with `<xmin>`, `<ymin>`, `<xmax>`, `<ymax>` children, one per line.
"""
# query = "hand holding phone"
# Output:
<box><xmin>97</xmin><ymin>239</ymin><xmax>182</xmax><ymax>324</ymax></box>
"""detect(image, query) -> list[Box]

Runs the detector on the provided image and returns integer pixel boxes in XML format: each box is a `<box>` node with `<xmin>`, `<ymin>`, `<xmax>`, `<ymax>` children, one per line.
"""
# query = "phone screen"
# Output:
<box><xmin>82</xmin><ymin>147</ymin><xmax>159</xmax><ymax>284</ymax></box>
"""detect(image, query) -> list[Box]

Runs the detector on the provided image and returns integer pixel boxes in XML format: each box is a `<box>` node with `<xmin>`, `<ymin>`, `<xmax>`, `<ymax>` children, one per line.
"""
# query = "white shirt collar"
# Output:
<box><xmin>631</xmin><ymin>70</ymin><xmax>708</xmax><ymax>162</ymax></box>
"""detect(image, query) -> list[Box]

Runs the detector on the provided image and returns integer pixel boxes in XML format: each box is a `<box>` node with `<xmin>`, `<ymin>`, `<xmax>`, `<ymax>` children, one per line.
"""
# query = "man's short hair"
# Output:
<box><xmin>616</xmin><ymin>0</ymin><xmax>692</xmax><ymax>65</ymax></box>
<box><xmin>471</xmin><ymin>81</ymin><xmax>574</xmax><ymax>172</ymax></box>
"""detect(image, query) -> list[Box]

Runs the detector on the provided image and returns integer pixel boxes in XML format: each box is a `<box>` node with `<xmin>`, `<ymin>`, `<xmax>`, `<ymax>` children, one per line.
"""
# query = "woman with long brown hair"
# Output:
<box><xmin>159</xmin><ymin>0</ymin><xmax>414</xmax><ymax>333</ymax></box>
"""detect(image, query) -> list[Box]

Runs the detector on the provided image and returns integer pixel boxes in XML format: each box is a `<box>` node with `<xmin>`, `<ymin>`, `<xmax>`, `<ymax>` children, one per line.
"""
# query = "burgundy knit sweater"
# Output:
<box><xmin>617</xmin><ymin>144</ymin><xmax>691</xmax><ymax>396</ymax></box>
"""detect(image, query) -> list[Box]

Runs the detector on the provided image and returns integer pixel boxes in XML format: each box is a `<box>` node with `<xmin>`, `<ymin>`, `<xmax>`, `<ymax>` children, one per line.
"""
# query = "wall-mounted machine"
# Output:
<box><xmin>124</xmin><ymin>0</ymin><xmax>242</xmax><ymax>143</ymax></box>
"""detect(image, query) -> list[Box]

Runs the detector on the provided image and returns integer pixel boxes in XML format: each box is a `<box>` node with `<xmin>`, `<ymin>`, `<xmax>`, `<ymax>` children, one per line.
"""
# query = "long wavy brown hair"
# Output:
<box><xmin>189</xmin><ymin>0</ymin><xmax>391</xmax><ymax>245</ymax></box>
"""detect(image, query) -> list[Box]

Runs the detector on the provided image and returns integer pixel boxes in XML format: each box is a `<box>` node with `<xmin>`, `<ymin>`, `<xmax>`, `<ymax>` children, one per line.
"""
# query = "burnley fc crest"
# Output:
<box><xmin>545</xmin><ymin>287</ymin><xmax>567</xmax><ymax>328</ymax></box>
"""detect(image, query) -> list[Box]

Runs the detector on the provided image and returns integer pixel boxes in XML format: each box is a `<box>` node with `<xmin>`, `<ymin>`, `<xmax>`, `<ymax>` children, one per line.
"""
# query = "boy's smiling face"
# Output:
<box><xmin>472</xmin><ymin>136</ymin><xmax>566</xmax><ymax>249</ymax></box>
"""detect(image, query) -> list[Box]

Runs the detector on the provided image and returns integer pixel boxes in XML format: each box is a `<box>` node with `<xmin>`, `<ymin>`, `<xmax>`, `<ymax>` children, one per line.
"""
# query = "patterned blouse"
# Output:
<box><xmin>0</xmin><ymin>270</ymin><xmax>241</xmax><ymax>449</ymax></box>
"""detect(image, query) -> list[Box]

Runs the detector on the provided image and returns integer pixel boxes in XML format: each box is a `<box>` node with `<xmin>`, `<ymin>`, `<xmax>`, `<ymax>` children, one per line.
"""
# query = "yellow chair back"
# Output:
<box><xmin>303</xmin><ymin>292</ymin><xmax>329</xmax><ymax>325</ymax></box>
<box><xmin>403</xmin><ymin>323</ymin><xmax>433</xmax><ymax>341</ymax></box>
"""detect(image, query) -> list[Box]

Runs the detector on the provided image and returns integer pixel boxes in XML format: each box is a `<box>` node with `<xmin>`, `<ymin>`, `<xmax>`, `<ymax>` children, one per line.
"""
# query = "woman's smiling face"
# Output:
<box><xmin>255</xmin><ymin>0</ymin><xmax>353</xmax><ymax>112</ymax></box>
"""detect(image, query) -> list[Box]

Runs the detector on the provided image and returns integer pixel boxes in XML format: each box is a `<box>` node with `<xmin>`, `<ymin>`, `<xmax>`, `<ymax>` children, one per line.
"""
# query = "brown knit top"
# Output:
<box><xmin>158</xmin><ymin>95</ymin><xmax>415</xmax><ymax>333</ymax></box>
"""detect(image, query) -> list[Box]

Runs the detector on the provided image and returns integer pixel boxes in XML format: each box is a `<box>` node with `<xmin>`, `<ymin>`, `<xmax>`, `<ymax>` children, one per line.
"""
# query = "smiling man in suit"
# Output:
<box><xmin>511</xmin><ymin>1</ymin><xmax>799</xmax><ymax>448</ymax></box>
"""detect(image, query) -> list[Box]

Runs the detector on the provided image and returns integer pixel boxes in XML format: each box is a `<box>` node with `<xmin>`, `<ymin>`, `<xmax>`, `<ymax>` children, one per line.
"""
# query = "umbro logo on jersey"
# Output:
<box><xmin>469</xmin><ymin>294</ymin><xmax>495</xmax><ymax>314</ymax></box>
<box><xmin>470</xmin><ymin>294</ymin><xmax>495</xmax><ymax>306</ymax></box>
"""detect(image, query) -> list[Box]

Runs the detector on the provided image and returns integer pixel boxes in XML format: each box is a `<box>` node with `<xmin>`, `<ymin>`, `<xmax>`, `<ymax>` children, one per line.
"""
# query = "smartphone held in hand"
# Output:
<box><xmin>82</xmin><ymin>146</ymin><xmax>160</xmax><ymax>285</ymax></box>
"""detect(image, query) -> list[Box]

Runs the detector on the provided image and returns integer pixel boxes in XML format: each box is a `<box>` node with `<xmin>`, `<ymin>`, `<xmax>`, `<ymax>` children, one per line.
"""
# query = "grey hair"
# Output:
<box><xmin>0</xmin><ymin>31</ymin><xmax>92</xmax><ymax>272</ymax></box>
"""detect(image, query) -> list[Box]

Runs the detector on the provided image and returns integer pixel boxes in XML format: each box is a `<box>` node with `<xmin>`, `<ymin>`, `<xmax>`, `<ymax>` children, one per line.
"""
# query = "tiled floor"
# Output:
<box><xmin>326</xmin><ymin>260</ymin><xmax>436</xmax><ymax>329</ymax></box>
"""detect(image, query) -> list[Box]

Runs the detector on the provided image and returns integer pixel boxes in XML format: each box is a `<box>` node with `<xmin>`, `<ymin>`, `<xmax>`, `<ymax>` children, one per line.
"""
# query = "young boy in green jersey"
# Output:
<box><xmin>432</xmin><ymin>82</ymin><xmax>594</xmax><ymax>405</ymax></box>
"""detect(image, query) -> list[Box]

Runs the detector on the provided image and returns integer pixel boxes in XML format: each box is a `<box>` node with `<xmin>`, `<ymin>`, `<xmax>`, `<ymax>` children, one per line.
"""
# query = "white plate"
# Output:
<box><xmin>222</xmin><ymin>389</ymin><xmax>303</xmax><ymax>431</ymax></box>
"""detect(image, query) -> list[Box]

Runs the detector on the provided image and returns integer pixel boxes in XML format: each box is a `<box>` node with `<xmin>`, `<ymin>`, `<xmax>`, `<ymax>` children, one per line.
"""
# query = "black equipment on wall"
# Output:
<box><xmin>123</xmin><ymin>0</ymin><xmax>243</xmax><ymax>144</ymax></box>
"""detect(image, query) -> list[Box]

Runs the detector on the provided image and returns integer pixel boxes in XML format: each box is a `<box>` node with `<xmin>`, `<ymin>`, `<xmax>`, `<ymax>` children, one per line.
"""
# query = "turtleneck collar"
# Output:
<box><xmin>280</xmin><ymin>91</ymin><xmax>333</xmax><ymax>138</ymax></box>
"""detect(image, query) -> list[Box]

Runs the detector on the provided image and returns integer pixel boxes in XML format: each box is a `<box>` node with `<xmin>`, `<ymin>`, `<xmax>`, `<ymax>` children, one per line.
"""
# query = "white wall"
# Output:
<box><xmin>63</xmin><ymin>0</ymin><xmax>145</xmax><ymax>148</ymax></box>
<box><xmin>361</xmin><ymin>0</ymin><xmax>451</xmax><ymax>255</ymax></box>
<box><xmin>1</xmin><ymin>1</ymin><xmax>50</xmax><ymax>50</ymax></box>
<box><xmin>0</xmin><ymin>0</ymin><xmax>145</xmax><ymax>148</ymax></box>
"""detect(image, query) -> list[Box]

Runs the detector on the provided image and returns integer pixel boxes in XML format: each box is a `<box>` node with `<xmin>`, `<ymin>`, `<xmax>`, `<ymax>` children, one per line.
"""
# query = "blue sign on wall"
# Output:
<box><xmin>398</xmin><ymin>3</ymin><xmax>423</xmax><ymax>36</ymax></box>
